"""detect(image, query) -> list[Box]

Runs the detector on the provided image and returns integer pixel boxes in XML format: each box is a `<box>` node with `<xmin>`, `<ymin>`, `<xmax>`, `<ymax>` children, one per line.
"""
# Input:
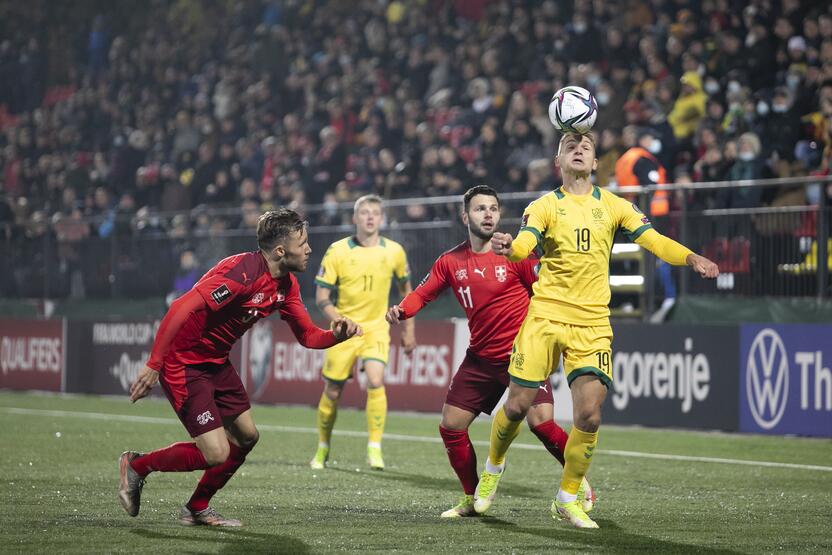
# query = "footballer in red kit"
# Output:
<box><xmin>387</xmin><ymin>186</ymin><xmax>592</xmax><ymax>518</ymax></box>
<box><xmin>118</xmin><ymin>209</ymin><xmax>361</xmax><ymax>527</ymax></box>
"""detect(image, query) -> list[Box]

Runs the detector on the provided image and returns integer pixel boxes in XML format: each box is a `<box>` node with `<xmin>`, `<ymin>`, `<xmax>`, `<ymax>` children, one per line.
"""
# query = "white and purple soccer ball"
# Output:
<box><xmin>548</xmin><ymin>86</ymin><xmax>598</xmax><ymax>134</ymax></box>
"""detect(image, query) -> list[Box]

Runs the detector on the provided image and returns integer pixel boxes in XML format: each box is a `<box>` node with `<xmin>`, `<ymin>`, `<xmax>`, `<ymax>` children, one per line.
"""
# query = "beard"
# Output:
<box><xmin>469</xmin><ymin>225</ymin><xmax>494</xmax><ymax>241</ymax></box>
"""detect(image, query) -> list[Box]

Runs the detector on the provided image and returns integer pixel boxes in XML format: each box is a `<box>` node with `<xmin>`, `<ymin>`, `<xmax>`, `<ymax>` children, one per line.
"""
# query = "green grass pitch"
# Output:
<box><xmin>1</xmin><ymin>391</ymin><xmax>830</xmax><ymax>554</ymax></box>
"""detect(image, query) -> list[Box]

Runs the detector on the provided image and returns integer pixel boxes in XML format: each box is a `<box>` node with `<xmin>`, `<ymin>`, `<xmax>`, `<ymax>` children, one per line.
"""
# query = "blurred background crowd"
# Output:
<box><xmin>0</xmin><ymin>0</ymin><xmax>831</xmax><ymax>297</ymax></box>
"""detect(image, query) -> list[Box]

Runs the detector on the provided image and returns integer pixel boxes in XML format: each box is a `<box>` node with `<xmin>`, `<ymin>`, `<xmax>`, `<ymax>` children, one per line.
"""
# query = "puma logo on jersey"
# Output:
<box><xmin>473</xmin><ymin>268</ymin><xmax>486</xmax><ymax>278</ymax></box>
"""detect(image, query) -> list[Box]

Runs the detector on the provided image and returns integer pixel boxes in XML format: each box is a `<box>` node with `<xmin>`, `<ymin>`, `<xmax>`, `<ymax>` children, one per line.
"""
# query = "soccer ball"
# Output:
<box><xmin>548</xmin><ymin>86</ymin><xmax>598</xmax><ymax>134</ymax></box>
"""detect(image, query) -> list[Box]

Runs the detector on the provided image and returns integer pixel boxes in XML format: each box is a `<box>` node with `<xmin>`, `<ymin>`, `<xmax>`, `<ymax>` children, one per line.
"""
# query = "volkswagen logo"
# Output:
<box><xmin>746</xmin><ymin>329</ymin><xmax>789</xmax><ymax>429</ymax></box>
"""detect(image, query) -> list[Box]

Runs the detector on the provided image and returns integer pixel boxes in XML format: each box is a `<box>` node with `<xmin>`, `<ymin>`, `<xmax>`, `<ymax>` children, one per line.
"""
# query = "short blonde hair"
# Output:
<box><xmin>354</xmin><ymin>194</ymin><xmax>383</xmax><ymax>213</ymax></box>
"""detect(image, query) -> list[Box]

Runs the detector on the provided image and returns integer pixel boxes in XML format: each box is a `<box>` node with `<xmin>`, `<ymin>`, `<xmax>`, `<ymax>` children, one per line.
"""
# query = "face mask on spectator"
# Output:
<box><xmin>648</xmin><ymin>139</ymin><xmax>662</xmax><ymax>154</ymax></box>
<box><xmin>727</xmin><ymin>80</ymin><xmax>741</xmax><ymax>93</ymax></box>
<box><xmin>587</xmin><ymin>73</ymin><xmax>601</xmax><ymax>87</ymax></box>
<box><xmin>772</xmin><ymin>103</ymin><xmax>788</xmax><ymax>113</ymax></box>
<box><xmin>704</xmin><ymin>80</ymin><xmax>720</xmax><ymax>94</ymax></box>
<box><xmin>756</xmin><ymin>101</ymin><xmax>769</xmax><ymax>116</ymax></box>
<box><xmin>574</xmin><ymin>22</ymin><xmax>587</xmax><ymax>33</ymax></box>
<box><xmin>786</xmin><ymin>74</ymin><xmax>801</xmax><ymax>88</ymax></box>
<box><xmin>739</xmin><ymin>151</ymin><xmax>755</xmax><ymax>161</ymax></box>
<box><xmin>596</xmin><ymin>93</ymin><xmax>611</xmax><ymax>106</ymax></box>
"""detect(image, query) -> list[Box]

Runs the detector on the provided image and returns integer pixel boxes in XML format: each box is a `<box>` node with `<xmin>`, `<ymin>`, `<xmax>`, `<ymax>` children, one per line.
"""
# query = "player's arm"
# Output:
<box><xmin>617</xmin><ymin>197</ymin><xmax>719</xmax><ymax>278</ymax></box>
<box><xmin>493</xmin><ymin>199</ymin><xmax>548</xmax><ymax>262</ymax></box>
<box><xmin>387</xmin><ymin>255</ymin><xmax>450</xmax><ymax>323</ymax></box>
<box><xmin>636</xmin><ymin>229</ymin><xmax>719</xmax><ymax>278</ymax></box>
<box><xmin>315</xmin><ymin>284</ymin><xmax>340</xmax><ymax>323</ymax></box>
<box><xmin>131</xmin><ymin>289</ymin><xmax>207</xmax><ymax>402</ymax></box>
<box><xmin>281</xmin><ymin>279</ymin><xmax>362</xmax><ymax>348</ymax></box>
<box><xmin>395</xmin><ymin>278</ymin><xmax>417</xmax><ymax>353</ymax></box>
<box><xmin>314</xmin><ymin>246</ymin><xmax>340</xmax><ymax>323</ymax></box>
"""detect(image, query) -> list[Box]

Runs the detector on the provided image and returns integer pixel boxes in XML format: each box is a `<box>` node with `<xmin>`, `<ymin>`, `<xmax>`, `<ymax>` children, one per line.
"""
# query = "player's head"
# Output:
<box><xmin>462</xmin><ymin>185</ymin><xmax>500</xmax><ymax>240</ymax></box>
<box><xmin>353</xmin><ymin>194</ymin><xmax>384</xmax><ymax>236</ymax></box>
<box><xmin>556</xmin><ymin>132</ymin><xmax>597</xmax><ymax>178</ymax></box>
<box><xmin>257</xmin><ymin>208</ymin><xmax>311</xmax><ymax>272</ymax></box>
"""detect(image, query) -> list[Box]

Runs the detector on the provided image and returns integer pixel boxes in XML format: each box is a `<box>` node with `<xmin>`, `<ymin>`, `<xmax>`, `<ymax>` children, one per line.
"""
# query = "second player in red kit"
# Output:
<box><xmin>387</xmin><ymin>186</ymin><xmax>592</xmax><ymax>518</ymax></box>
<box><xmin>119</xmin><ymin>209</ymin><xmax>362</xmax><ymax>527</ymax></box>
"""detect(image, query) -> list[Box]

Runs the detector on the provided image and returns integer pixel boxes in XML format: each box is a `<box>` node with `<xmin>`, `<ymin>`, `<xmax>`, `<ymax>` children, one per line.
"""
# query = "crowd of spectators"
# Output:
<box><xmin>1</xmin><ymin>0</ymin><xmax>832</xmax><ymax>297</ymax></box>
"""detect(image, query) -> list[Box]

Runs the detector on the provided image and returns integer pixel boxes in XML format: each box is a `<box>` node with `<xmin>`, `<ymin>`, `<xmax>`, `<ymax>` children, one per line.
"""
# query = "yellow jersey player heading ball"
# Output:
<box><xmin>312</xmin><ymin>194</ymin><xmax>416</xmax><ymax>470</ymax></box>
<box><xmin>477</xmin><ymin>132</ymin><xmax>719</xmax><ymax>528</ymax></box>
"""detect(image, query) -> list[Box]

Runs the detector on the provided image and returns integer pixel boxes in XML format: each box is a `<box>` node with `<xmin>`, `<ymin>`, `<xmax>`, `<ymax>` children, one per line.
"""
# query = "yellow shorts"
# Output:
<box><xmin>508</xmin><ymin>316</ymin><xmax>613</xmax><ymax>388</ymax></box>
<box><xmin>321</xmin><ymin>324</ymin><xmax>390</xmax><ymax>383</ymax></box>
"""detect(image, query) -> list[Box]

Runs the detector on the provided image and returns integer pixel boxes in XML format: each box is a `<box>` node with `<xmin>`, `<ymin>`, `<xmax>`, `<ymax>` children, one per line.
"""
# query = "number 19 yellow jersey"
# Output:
<box><xmin>513</xmin><ymin>185</ymin><xmax>679</xmax><ymax>326</ymax></box>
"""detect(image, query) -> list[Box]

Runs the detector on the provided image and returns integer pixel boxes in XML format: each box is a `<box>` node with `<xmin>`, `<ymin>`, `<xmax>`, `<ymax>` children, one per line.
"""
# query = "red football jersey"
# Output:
<box><xmin>147</xmin><ymin>251</ymin><xmax>335</xmax><ymax>372</ymax></box>
<box><xmin>399</xmin><ymin>241</ymin><xmax>537</xmax><ymax>362</ymax></box>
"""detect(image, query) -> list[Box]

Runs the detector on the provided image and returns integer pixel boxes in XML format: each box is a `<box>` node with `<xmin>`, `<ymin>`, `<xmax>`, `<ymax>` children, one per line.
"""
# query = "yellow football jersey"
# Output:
<box><xmin>315</xmin><ymin>236</ymin><xmax>410</xmax><ymax>327</ymax></box>
<box><xmin>513</xmin><ymin>185</ymin><xmax>683</xmax><ymax>326</ymax></box>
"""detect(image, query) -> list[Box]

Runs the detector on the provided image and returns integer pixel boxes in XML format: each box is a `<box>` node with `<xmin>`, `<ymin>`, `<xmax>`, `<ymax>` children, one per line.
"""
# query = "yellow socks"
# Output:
<box><xmin>366</xmin><ymin>386</ymin><xmax>387</xmax><ymax>445</ymax></box>
<box><xmin>488</xmin><ymin>407</ymin><xmax>522</xmax><ymax>466</ymax></box>
<box><xmin>560</xmin><ymin>426</ymin><xmax>598</xmax><ymax>495</ymax></box>
<box><xmin>317</xmin><ymin>393</ymin><xmax>338</xmax><ymax>446</ymax></box>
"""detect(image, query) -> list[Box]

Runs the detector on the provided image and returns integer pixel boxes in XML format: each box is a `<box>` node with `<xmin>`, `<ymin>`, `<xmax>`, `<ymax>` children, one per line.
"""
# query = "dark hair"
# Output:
<box><xmin>463</xmin><ymin>185</ymin><xmax>500</xmax><ymax>212</ymax></box>
<box><xmin>257</xmin><ymin>209</ymin><xmax>306</xmax><ymax>251</ymax></box>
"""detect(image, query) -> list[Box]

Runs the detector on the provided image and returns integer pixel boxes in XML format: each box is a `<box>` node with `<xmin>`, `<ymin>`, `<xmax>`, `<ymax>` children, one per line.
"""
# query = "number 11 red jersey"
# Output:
<box><xmin>399</xmin><ymin>241</ymin><xmax>538</xmax><ymax>363</ymax></box>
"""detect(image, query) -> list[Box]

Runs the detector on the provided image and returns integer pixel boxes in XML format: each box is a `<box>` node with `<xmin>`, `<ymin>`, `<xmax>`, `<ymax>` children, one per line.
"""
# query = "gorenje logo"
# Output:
<box><xmin>746</xmin><ymin>329</ymin><xmax>789</xmax><ymax>430</ymax></box>
<box><xmin>611</xmin><ymin>338</ymin><xmax>710</xmax><ymax>413</ymax></box>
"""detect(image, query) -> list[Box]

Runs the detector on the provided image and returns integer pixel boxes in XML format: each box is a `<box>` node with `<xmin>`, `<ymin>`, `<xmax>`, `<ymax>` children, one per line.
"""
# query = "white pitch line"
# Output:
<box><xmin>3</xmin><ymin>406</ymin><xmax>831</xmax><ymax>472</ymax></box>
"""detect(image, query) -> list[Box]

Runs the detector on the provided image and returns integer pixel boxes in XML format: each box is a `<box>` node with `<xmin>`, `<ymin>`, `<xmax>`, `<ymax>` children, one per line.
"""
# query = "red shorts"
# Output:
<box><xmin>160</xmin><ymin>361</ymin><xmax>251</xmax><ymax>438</ymax></box>
<box><xmin>445</xmin><ymin>350</ymin><xmax>554</xmax><ymax>416</ymax></box>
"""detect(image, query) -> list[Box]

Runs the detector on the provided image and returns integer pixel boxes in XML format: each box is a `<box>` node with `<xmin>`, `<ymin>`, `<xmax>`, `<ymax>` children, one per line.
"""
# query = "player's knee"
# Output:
<box><xmin>325</xmin><ymin>383</ymin><xmax>344</xmax><ymax>401</ymax></box>
<box><xmin>240</xmin><ymin>429</ymin><xmax>260</xmax><ymax>450</ymax></box>
<box><xmin>203</xmin><ymin>442</ymin><xmax>230</xmax><ymax>466</ymax></box>
<box><xmin>503</xmin><ymin>399</ymin><xmax>529</xmax><ymax>421</ymax></box>
<box><xmin>573</xmin><ymin>407</ymin><xmax>601</xmax><ymax>432</ymax></box>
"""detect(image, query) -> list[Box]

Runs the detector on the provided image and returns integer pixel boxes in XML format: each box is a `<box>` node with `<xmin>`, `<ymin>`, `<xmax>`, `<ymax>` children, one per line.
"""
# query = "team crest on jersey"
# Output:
<box><xmin>495</xmin><ymin>265</ymin><xmax>507</xmax><ymax>282</ymax></box>
<box><xmin>251</xmin><ymin>292</ymin><xmax>264</xmax><ymax>304</ymax></box>
<box><xmin>210</xmin><ymin>284</ymin><xmax>232</xmax><ymax>305</ymax></box>
<box><xmin>592</xmin><ymin>208</ymin><xmax>604</xmax><ymax>219</ymax></box>
<box><xmin>455</xmin><ymin>269</ymin><xmax>468</xmax><ymax>280</ymax></box>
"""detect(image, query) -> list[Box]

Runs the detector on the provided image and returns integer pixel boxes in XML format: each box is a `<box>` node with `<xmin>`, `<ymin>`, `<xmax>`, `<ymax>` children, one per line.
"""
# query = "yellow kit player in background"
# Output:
<box><xmin>477</xmin><ymin>133</ymin><xmax>719</xmax><ymax>528</ymax></box>
<box><xmin>311</xmin><ymin>194</ymin><xmax>416</xmax><ymax>470</ymax></box>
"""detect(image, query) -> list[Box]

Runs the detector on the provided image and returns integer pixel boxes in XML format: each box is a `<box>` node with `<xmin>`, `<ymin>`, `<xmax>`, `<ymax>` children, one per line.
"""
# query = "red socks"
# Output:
<box><xmin>130</xmin><ymin>442</ymin><xmax>208</xmax><ymax>476</ymax></box>
<box><xmin>530</xmin><ymin>420</ymin><xmax>569</xmax><ymax>466</ymax></box>
<box><xmin>187</xmin><ymin>442</ymin><xmax>251</xmax><ymax>512</ymax></box>
<box><xmin>439</xmin><ymin>426</ymin><xmax>478</xmax><ymax>495</ymax></box>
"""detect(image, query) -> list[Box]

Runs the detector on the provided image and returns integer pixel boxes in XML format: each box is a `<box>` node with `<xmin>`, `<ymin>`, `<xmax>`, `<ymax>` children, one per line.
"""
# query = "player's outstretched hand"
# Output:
<box><xmin>129</xmin><ymin>365</ymin><xmax>160</xmax><ymax>403</ymax></box>
<box><xmin>386</xmin><ymin>305</ymin><xmax>403</xmax><ymax>324</ymax></box>
<box><xmin>687</xmin><ymin>253</ymin><xmax>720</xmax><ymax>279</ymax></box>
<box><xmin>333</xmin><ymin>317</ymin><xmax>362</xmax><ymax>341</ymax></box>
<box><xmin>491</xmin><ymin>232</ymin><xmax>513</xmax><ymax>256</ymax></box>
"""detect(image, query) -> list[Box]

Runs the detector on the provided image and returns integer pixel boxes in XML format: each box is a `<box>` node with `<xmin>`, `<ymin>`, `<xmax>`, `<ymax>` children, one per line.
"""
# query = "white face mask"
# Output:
<box><xmin>756</xmin><ymin>101</ymin><xmax>770</xmax><ymax>116</ymax></box>
<box><xmin>587</xmin><ymin>73</ymin><xmax>601</xmax><ymax>87</ymax></box>
<box><xmin>574</xmin><ymin>22</ymin><xmax>587</xmax><ymax>33</ymax></box>
<box><xmin>727</xmin><ymin>81</ymin><xmax>741</xmax><ymax>93</ymax></box>
<box><xmin>704</xmin><ymin>80</ymin><xmax>720</xmax><ymax>94</ymax></box>
<box><xmin>772</xmin><ymin>103</ymin><xmax>788</xmax><ymax>113</ymax></box>
<box><xmin>786</xmin><ymin>74</ymin><xmax>801</xmax><ymax>88</ymax></box>
<box><xmin>648</xmin><ymin>139</ymin><xmax>662</xmax><ymax>154</ymax></box>
<box><xmin>596</xmin><ymin>93</ymin><xmax>611</xmax><ymax>106</ymax></box>
<box><xmin>739</xmin><ymin>151</ymin><xmax>755</xmax><ymax>161</ymax></box>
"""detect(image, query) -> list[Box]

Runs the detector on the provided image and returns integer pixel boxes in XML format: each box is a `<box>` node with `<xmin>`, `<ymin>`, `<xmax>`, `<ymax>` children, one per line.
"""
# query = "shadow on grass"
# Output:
<box><xmin>325</xmin><ymin>466</ymin><xmax>543</xmax><ymax>499</ymax></box>
<box><xmin>131</xmin><ymin>528</ymin><xmax>309</xmax><ymax>554</ymax></box>
<box><xmin>480</xmin><ymin>517</ymin><xmax>741</xmax><ymax>554</ymax></box>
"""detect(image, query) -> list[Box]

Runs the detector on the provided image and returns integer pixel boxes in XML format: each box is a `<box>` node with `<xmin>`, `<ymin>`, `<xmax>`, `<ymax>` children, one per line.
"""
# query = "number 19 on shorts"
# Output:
<box><xmin>595</xmin><ymin>351</ymin><xmax>611</xmax><ymax>375</ymax></box>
